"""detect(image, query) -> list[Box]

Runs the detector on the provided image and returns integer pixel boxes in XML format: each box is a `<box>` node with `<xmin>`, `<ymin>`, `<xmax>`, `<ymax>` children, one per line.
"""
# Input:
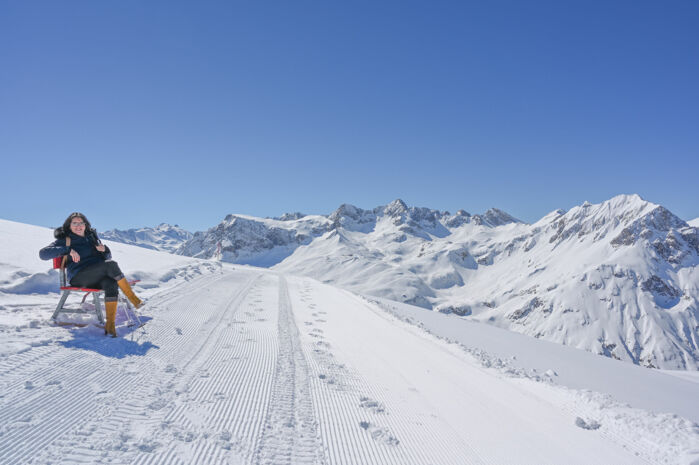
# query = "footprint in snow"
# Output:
<box><xmin>148</xmin><ymin>399</ymin><xmax>169</xmax><ymax>410</ymax></box>
<box><xmin>137</xmin><ymin>440</ymin><xmax>161</xmax><ymax>453</ymax></box>
<box><xmin>174</xmin><ymin>430</ymin><xmax>197</xmax><ymax>442</ymax></box>
<box><xmin>175</xmin><ymin>328</ymin><xmax>183</xmax><ymax>335</ymax></box>
<box><xmin>359</xmin><ymin>397</ymin><xmax>386</xmax><ymax>414</ymax></box>
<box><xmin>318</xmin><ymin>373</ymin><xmax>337</xmax><ymax>385</ymax></box>
<box><xmin>359</xmin><ymin>421</ymin><xmax>399</xmax><ymax>446</ymax></box>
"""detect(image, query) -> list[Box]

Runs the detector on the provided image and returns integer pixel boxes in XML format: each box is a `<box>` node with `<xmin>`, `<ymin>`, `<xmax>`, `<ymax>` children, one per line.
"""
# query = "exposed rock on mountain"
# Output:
<box><xmin>177</xmin><ymin>214</ymin><xmax>332</xmax><ymax>267</ymax></box>
<box><xmin>101</xmin><ymin>224</ymin><xmax>192</xmax><ymax>253</ymax></box>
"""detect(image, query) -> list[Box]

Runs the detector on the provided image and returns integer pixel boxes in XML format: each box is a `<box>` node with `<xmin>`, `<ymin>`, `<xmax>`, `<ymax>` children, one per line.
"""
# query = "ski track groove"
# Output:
<box><xmin>132</xmin><ymin>273</ymin><xmax>263</xmax><ymax>464</ymax></box>
<box><xmin>0</xmin><ymin>270</ymin><xmax>251</xmax><ymax>465</ymax></box>
<box><xmin>301</xmin><ymin>312</ymin><xmax>404</xmax><ymax>464</ymax></box>
<box><xmin>289</xmin><ymin>278</ymin><xmax>486</xmax><ymax>465</ymax></box>
<box><xmin>1</xmin><ymin>358</ymin><xmax>136</xmax><ymax>463</ymax></box>
<box><xmin>129</xmin><ymin>272</ymin><xmax>280</xmax><ymax>465</ymax></box>
<box><xmin>253</xmin><ymin>275</ymin><xmax>324</xmax><ymax>465</ymax></box>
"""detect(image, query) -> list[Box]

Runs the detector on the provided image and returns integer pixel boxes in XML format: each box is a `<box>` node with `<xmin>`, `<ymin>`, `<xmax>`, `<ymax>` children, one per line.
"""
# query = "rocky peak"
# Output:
<box><xmin>383</xmin><ymin>199</ymin><xmax>409</xmax><ymax>218</ymax></box>
<box><xmin>484</xmin><ymin>208</ymin><xmax>521</xmax><ymax>226</ymax></box>
<box><xmin>445</xmin><ymin>210</ymin><xmax>472</xmax><ymax>228</ymax></box>
<box><xmin>101</xmin><ymin>223</ymin><xmax>192</xmax><ymax>253</ymax></box>
<box><xmin>611</xmin><ymin>205</ymin><xmax>696</xmax><ymax>261</ymax></box>
<box><xmin>607</xmin><ymin>193</ymin><xmax>645</xmax><ymax>208</ymax></box>
<box><xmin>275</xmin><ymin>212</ymin><xmax>306</xmax><ymax>221</ymax></box>
<box><xmin>545</xmin><ymin>195</ymin><xmax>660</xmax><ymax>245</ymax></box>
<box><xmin>329</xmin><ymin>203</ymin><xmax>365</xmax><ymax>222</ymax></box>
<box><xmin>472</xmin><ymin>208</ymin><xmax>521</xmax><ymax>227</ymax></box>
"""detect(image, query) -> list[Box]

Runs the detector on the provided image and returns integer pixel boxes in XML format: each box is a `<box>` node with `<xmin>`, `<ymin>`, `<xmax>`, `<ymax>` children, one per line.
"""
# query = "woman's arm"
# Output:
<box><xmin>39</xmin><ymin>240</ymin><xmax>70</xmax><ymax>260</ymax></box>
<box><xmin>90</xmin><ymin>229</ymin><xmax>112</xmax><ymax>259</ymax></box>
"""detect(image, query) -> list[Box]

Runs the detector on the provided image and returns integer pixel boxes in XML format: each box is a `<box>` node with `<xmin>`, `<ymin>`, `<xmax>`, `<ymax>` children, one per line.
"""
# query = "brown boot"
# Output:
<box><xmin>105</xmin><ymin>300</ymin><xmax>118</xmax><ymax>337</ymax></box>
<box><xmin>117</xmin><ymin>278</ymin><xmax>142</xmax><ymax>308</ymax></box>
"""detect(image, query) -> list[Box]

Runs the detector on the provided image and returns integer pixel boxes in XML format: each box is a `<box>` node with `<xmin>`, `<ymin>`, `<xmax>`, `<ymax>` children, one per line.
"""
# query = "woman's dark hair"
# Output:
<box><xmin>61</xmin><ymin>212</ymin><xmax>93</xmax><ymax>236</ymax></box>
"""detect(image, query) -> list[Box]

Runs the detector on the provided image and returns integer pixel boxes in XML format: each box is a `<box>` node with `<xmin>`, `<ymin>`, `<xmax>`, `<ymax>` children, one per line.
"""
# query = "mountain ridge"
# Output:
<box><xmin>101</xmin><ymin>223</ymin><xmax>193</xmax><ymax>253</ymax></box>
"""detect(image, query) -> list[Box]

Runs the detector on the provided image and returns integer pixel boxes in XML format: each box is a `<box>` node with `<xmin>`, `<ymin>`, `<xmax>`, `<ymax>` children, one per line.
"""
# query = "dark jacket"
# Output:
<box><xmin>39</xmin><ymin>228</ymin><xmax>112</xmax><ymax>282</ymax></box>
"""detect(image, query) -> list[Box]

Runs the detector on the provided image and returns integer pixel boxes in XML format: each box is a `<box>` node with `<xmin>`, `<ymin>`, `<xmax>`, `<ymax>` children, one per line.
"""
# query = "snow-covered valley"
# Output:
<box><xmin>1</xmin><ymin>218</ymin><xmax>698</xmax><ymax>464</ymax></box>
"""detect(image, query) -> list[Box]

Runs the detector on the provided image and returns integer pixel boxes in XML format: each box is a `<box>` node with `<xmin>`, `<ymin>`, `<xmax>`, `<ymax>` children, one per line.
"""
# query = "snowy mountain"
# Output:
<box><xmin>176</xmin><ymin>200</ymin><xmax>520</xmax><ymax>263</ymax></box>
<box><xmin>177</xmin><ymin>213</ymin><xmax>332</xmax><ymax>266</ymax></box>
<box><xmin>690</xmin><ymin>218</ymin><xmax>699</xmax><ymax>228</ymax></box>
<box><xmin>101</xmin><ymin>223</ymin><xmax>192</xmax><ymax>253</ymax></box>
<box><xmin>177</xmin><ymin>195</ymin><xmax>699</xmax><ymax>370</ymax></box>
<box><xmin>0</xmin><ymin>218</ymin><xmax>697</xmax><ymax>464</ymax></box>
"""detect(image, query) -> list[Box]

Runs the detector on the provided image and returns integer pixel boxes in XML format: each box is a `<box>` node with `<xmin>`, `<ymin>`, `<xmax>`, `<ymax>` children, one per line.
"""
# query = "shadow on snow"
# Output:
<box><xmin>56</xmin><ymin>315</ymin><xmax>157</xmax><ymax>358</ymax></box>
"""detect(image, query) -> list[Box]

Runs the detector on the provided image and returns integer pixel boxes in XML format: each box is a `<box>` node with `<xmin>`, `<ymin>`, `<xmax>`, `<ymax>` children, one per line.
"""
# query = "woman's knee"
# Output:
<box><xmin>105</xmin><ymin>261</ymin><xmax>125</xmax><ymax>281</ymax></box>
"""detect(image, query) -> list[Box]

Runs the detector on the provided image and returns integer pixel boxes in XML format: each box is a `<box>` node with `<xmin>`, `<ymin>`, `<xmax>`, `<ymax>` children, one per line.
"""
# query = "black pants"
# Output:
<box><xmin>70</xmin><ymin>261</ymin><xmax>125</xmax><ymax>302</ymax></box>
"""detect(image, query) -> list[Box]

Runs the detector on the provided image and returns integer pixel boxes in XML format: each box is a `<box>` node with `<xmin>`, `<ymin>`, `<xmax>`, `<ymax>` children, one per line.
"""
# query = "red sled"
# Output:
<box><xmin>50</xmin><ymin>256</ymin><xmax>140</xmax><ymax>325</ymax></box>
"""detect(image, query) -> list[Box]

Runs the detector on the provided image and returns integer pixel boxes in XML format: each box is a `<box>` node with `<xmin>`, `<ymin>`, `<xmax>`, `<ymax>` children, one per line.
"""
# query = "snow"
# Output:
<box><xmin>690</xmin><ymin>218</ymin><xmax>699</xmax><ymax>228</ymax></box>
<box><xmin>1</xmin><ymin>218</ymin><xmax>698</xmax><ymax>464</ymax></box>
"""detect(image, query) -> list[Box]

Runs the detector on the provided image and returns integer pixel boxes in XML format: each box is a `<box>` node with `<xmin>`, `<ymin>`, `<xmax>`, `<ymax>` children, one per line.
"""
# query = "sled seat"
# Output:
<box><xmin>50</xmin><ymin>256</ymin><xmax>139</xmax><ymax>325</ymax></box>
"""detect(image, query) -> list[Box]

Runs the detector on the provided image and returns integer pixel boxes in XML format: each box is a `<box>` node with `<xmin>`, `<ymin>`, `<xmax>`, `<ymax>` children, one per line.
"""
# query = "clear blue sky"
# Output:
<box><xmin>2</xmin><ymin>0</ymin><xmax>698</xmax><ymax>232</ymax></box>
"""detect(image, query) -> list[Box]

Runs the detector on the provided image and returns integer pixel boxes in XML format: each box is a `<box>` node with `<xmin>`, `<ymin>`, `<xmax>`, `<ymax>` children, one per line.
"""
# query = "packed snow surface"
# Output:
<box><xmin>0</xmin><ymin>218</ymin><xmax>698</xmax><ymax>464</ymax></box>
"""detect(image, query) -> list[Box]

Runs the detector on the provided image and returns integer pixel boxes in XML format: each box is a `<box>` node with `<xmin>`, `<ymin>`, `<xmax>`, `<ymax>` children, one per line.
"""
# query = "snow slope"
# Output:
<box><xmin>690</xmin><ymin>218</ymin><xmax>699</xmax><ymax>228</ymax></box>
<box><xmin>0</xmin><ymin>219</ymin><xmax>698</xmax><ymax>464</ymax></box>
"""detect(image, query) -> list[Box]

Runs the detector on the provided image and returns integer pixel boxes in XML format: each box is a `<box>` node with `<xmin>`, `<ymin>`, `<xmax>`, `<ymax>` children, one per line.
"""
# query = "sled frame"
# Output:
<box><xmin>51</xmin><ymin>257</ymin><xmax>105</xmax><ymax>324</ymax></box>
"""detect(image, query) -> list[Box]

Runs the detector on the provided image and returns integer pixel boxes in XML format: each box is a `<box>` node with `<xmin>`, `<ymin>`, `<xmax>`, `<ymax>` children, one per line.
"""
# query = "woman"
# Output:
<box><xmin>40</xmin><ymin>212</ymin><xmax>142</xmax><ymax>337</ymax></box>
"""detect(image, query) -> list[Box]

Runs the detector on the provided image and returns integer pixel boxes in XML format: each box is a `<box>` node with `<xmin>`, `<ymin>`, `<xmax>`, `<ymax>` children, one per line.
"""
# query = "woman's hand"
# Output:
<box><xmin>96</xmin><ymin>244</ymin><xmax>106</xmax><ymax>253</ymax></box>
<box><xmin>70</xmin><ymin>249</ymin><xmax>81</xmax><ymax>263</ymax></box>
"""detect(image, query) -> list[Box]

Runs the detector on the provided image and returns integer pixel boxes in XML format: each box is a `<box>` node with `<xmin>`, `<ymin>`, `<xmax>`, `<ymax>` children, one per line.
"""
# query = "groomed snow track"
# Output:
<box><xmin>0</xmin><ymin>268</ymin><xmax>662</xmax><ymax>464</ymax></box>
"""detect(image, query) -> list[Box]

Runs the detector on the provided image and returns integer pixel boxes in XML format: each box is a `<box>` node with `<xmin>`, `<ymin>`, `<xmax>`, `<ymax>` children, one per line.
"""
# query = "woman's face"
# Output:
<box><xmin>69</xmin><ymin>217</ymin><xmax>86</xmax><ymax>237</ymax></box>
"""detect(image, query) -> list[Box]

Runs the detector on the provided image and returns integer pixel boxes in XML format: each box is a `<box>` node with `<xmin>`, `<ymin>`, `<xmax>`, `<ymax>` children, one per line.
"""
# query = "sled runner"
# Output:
<box><xmin>51</xmin><ymin>256</ymin><xmax>141</xmax><ymax>327</ymax></box>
